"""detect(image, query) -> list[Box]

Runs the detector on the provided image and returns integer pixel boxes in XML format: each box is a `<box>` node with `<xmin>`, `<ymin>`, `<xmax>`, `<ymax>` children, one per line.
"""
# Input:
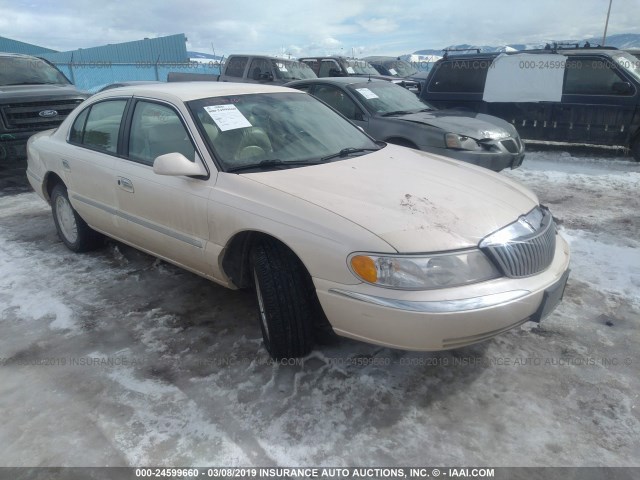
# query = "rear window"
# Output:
<box><xmin>428</xmin><ymin>59</ymin><xmax>491</xmax><ymax>93</ymax></box>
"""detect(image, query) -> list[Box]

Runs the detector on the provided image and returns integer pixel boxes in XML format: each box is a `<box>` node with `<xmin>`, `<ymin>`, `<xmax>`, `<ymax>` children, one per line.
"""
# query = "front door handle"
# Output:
<box><xmin>117</xmin><ymin>176</ymin><xmax>134</xmax><ymax>193</ymax></box>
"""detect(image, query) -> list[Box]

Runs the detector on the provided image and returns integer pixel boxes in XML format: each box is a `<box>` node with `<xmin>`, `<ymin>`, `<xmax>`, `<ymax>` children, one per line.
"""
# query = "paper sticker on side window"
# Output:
<box><xmin>204</xmin><ymin>104</ymin><xmax>252</xmax><ymax>131</ymax></box>
<box><xmin>355</xmin><ymin>88</ymin><xmax>379</xmax><ymax>99</ymax></box>
<box><xmin>346</xmin><ymin>67</ymin><xmax>356</xmax><ymax>74</ymax></box>
<box><xmin>276</xmin><ymin>63</ymin><xmax>288</xmax><ymax>72</ymax></box>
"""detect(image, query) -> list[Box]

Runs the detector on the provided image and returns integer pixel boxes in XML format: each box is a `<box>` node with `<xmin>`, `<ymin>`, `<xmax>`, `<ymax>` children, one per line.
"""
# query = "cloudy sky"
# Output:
<box><xmin>1</xmin><ymin>0</ymin><xmax>638</xmax><ymax>56</ymax></box>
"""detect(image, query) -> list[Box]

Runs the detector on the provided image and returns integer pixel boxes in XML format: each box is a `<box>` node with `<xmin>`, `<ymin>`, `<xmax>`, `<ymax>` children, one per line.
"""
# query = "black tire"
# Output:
<box><xmin>386</xmin><ymin>138</ymin><xmax>418</xmax><ymax>149</ymax></box>
<box><xmin>250</xmin><ymin>240</ymin><xmax>316</xmax><ymax>359</ymax></box>
<box><xmin>632</xmin><ymin>136</ymin><xmax>640</xmax><ymax>162</ymax></box>
<box><xmin>50</xmin><ymin>183</ymin><xmax>102</xmax><ymax>252</ymax></box>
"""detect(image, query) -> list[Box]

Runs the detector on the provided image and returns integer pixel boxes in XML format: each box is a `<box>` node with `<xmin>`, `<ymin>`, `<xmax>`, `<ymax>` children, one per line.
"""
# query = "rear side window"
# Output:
<box><xmin>428</xmin><ymin>59</ymin><xmax>491</xmax><ymax>93</ymax></box>
<box><xmin>69</xmin><ymin>108</ymin><xmax>89</xmax><ymax>143</ymax></box>
<box><xmin>564</xmin><ymin>58</ymin><xmax>629</xmax><ymax>95</ymax></box>
<box><xmin>225</xmin><ymin>57</ymin><xmax>248</xmax><ymax>78</ymax></box>
<box><xmin>70</xmin><ymin>100</ymin><xmax>127</xmax><ymax>153</ymax></box>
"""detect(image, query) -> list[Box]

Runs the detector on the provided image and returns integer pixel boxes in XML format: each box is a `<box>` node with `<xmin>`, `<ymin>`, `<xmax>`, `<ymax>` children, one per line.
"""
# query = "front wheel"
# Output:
<box><xmin>51</xmin><ymin>183</ymin><xmax>102</xmax><ymax>252</ymax></box>
<box><xmin>631</xmin><ymin>136</ymin><xmax>640</xmax><ymax>162</ymax></box>
<box><xmin>251</xmin><ymin>240</ymin><xmax>315</xmax><ymax>359</ymax></box>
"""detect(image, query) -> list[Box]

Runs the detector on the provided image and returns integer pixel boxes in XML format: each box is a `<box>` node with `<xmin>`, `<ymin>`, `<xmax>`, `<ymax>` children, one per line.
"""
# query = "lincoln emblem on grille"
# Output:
<box><xmin>38</xmin><ymin>110</ymin><xmax>59</xmax><ymax>118</ymax></box>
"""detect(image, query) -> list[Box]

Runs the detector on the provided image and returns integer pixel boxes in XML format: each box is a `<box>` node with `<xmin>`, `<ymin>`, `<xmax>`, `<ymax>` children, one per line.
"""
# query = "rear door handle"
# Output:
<box><xmin>117</xmin><ymin>176</ymin><xmax>134</xmax><ymax>193</ymax></box>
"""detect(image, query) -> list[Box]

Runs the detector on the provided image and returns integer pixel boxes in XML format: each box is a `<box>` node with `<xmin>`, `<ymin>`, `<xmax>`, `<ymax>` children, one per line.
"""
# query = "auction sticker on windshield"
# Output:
<box><xmin>355</xmin><ymin>88</ymin><xmax>379</xmax><ymax>99</ymax></box>
<box><xmin>204</xmin><ymin>104</ymin><xmax>252</xmax><ymax>131</ymax></box>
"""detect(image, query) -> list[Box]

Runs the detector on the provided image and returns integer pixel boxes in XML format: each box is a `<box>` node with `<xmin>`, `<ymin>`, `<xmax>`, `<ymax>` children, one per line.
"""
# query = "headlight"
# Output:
<box><xmin>445</xmin><ymin>133</ymin><xmax>482</xmax><ymax>151</ymax></box>
<box><xmin>349</xmin><ymin>250</ymin><xmax>501</xmax><ymax>290</ymax></box>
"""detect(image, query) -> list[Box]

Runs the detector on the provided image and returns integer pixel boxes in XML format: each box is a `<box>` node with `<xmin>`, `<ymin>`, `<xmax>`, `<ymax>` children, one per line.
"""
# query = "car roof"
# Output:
<box><xmin>90</xmin><ymin>81</ymin><xmax>300</xmax><ymax>102</ymax></box>
<box><xmin>228</xmin><ymin>54</ymin><xmax>303</xmax><ymax>62</ymax></box>
<box><xmin>439</xmin><ymin>48</ymin><xmax>622</xmax><ymax>60</ymax></box>
<box><xmin>286</xmin><ymin>77</ymin><xmax>388</xmax><ymax>87</ymax></box>
<box><xmin>362</xmin><ymin>56</ymin><xmax>399</xmax><ymax>62</ymax></box>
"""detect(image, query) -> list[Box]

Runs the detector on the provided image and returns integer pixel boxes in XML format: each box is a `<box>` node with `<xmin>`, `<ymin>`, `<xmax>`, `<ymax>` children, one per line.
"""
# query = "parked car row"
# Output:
<box><xmin>26</xmin><ymin>82</ymin><xmax>571</xmax><ymax>359</ymax></box>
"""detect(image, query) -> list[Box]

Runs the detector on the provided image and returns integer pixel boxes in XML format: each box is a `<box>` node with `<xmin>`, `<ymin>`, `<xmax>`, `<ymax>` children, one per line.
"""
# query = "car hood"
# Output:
<box><xmin>395</xmin><ymin>110</ymin><xmax>517</xmax><ymax>139</ymax></box>
<box><xmin>242</xmin><ymin>145</ymin><xmax>538</xmax><ymax>252</ymax></box>
<box><xmin>0</xmin><ymin>84</ymin><xmax>89</xmax><ymax>101</ymax></box>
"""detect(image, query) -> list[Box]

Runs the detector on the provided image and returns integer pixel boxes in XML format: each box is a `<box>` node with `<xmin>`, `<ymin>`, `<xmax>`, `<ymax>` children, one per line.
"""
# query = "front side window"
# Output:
<box><xmin>128</xmin><ymin>101</ymin><xmax>195</xmax><ymax>165</ymax></box>
<box><xmin>72</xmin><ymin>100</ymin><xmax>127</xmax><ymax>153</ymax></box>
<box><xmin>564</xmin><ymin>58</ymin><xmax>629</xmax><ymax>95</ymax></box>
<box><xmin>612</xmin><ymin>52</ymin><xmax>640</xmax><ymax>83</ymax></box>
<box><xmin>225</xmin><ymin>57</ymin><xmax>248</xmax><ymax>78</ymax></box>
<box><xmin>189</xmin><ymin>92</ymin><xmax>379</xmax><ymax>172</ymax></box>
<box><xmin>249</xmin><ymin>58</ymin><xmax>272</xmax><ymax>80</ymax></box>
<box><xmin>313</xmin><ymin>85</ymin><xmax>362</xmax><ymax>120</ymax></box>
<box><xmin>428</xmin><ymin>60</ymin><xmax>490</xmax><ymax>93</ymax></box>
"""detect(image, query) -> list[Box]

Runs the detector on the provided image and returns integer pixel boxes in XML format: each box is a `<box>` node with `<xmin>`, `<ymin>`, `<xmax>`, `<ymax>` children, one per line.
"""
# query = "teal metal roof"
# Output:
<box><xmin>39</xmin><ymin>34</ymin><xmax>189</xmax><ymax>63</ymax></box>
<box><xmin>0</xmin><ymin>36</ymin><xmax>57</xmax><ymax>55</ymax></box>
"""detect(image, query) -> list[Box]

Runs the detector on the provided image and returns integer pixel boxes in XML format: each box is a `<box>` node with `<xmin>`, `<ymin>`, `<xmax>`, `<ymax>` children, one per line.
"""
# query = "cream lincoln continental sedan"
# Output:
<box><xmin>27</xmin><ymin>82</ymin><xmax>570</xmax><ymax>359</ymax></box>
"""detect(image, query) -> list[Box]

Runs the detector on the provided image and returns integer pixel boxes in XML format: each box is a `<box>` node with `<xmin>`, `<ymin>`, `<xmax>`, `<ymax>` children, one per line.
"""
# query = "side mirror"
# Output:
<box><xmin>328</xmin><ymin>68</ymin><xmax>344</xmax><ymax>77</ymax></box>
<box><xmin>612</xmin><ymin>82</ymin><xmax>633</xmax><ymax>95</ymax></box>
<box><xmin>153</xmin><ymin>152</ymin><xmax>207</xmax><ymax>177</ymax></box>
<box><xmin>259</xmin><ymin>72</ymin><xmax>274</xmax><ymax>81</ymax></box>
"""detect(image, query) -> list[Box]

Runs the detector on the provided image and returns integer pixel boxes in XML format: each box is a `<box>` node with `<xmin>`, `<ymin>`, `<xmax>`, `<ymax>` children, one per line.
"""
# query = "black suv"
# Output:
<box><xmin>420</xmin><ymin>44</ymin><xmax>640</xmax><ymax>159</ymax></box>
<box><xmin>1</xmin><ymin>53</ymin><xmax>89</xmax><ymax>167</ymax></box>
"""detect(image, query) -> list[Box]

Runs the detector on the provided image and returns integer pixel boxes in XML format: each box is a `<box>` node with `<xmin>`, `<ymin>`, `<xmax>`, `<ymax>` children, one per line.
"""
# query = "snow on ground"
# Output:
<box><xmin>0</xmin><ymin>149</ymin><xmax>638</xmax><ymax>467</ymax></box>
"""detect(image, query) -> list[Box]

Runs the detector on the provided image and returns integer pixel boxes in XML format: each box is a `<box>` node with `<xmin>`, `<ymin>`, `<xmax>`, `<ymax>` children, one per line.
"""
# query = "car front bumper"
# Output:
<box><xmin>314</xmin><ymin>234</ymin><xmax>570</xmax><ymax>351</ymax></box>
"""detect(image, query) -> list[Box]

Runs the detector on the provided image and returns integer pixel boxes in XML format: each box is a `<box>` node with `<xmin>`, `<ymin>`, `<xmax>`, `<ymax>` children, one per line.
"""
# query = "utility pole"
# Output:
<box><xmin>602</xmin><ymin>0</ymin><xmax>613</xmax><ymax>46</ymax></box>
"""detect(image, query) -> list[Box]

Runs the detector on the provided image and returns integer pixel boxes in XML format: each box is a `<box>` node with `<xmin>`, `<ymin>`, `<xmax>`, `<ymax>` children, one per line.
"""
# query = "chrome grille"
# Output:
<box><xmin>480</xmin><ymin>207</ymin><xmax>557</xmax><ymax>278</ymax></box>
<box><xmin>1</xmin><ymin>99</ymin><xmax>83</xmax><ymax>130</ymax></box>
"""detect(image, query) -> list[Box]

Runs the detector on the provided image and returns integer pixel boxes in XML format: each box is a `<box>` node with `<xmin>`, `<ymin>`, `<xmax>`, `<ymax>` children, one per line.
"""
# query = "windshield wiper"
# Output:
<box><xmin>226</xmin><ymin>159</ymin><xmax>321</xmax><ymax>173</ymax></box>
<box><xmin>381</xmin><ymin>110</ymin><xmax>416</xmax><ymax>117</ymax></box>
<box><xmin>320</xmin><ymin>147</ymin><xmax>379</xmax><ymax>162</ymax></box>
<box><xmin>3</xmin><ymin>81</ymin><xmax>61</xmax><ymax>86</ymax></box>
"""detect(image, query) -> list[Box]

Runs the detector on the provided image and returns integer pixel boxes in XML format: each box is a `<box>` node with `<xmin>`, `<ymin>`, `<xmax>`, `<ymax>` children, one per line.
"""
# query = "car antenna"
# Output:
<box><xmin>368</xmin><ymin>74</ymin><xmax>372</xmax><ymax>83</ymax></box>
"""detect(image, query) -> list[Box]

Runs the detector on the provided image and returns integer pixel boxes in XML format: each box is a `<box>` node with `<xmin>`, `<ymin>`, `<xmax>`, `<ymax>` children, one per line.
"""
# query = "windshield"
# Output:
<box><xmin>271</xmin><ymin>60</ymin><xmax>317</xmax><ymax>80</ymax></box>
<box><xmin>613</xmin><ymin>52</ymin><xmax>640</xmax><ymax>83</ymax></box>
<box><xmin>345</xmin><ymin>59</ymin><xmax>380</xmax><ymax>75</ymax></box>
<box><xmin>381</xmin><ymin>60</ymin><xmax>418</xmax><ymax>77</ymax></box>
<box><xmin>348</xmin><ymin>81</ymin><xmax>434</xmax><ymax>115</ymax></box>
<box><xmin>189</xmin><ymin>92</ymin><xmax>379</xmax><ymax>172</ymax></box>
<box><xmin>0</xmin><ymin>56</ymin><xmax>71</xmax><ymax>86</ymax></box>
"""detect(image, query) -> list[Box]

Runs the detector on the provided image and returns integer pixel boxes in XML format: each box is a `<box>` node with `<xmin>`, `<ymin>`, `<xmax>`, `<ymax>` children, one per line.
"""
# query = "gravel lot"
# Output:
<box><xmin>0</xmin><ymin>149</ymin><xmax>638</xmax><ymax>467</ymax></box>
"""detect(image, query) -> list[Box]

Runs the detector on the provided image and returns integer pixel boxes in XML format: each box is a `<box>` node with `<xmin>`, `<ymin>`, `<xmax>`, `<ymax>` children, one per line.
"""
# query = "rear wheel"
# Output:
<box><xmin>386</xmin><ymin>138</ymin><xmax>418</xmax><ymax>149</ymax></box>
<box><xmin>250</xmin><ymin>239</ymin><xmax>315</xmax><ymax>359</ymax></box>
<box><xmin>51</xmin><ymin>183</ymin><xmax>102</xmax><ymax>252</ymax></box>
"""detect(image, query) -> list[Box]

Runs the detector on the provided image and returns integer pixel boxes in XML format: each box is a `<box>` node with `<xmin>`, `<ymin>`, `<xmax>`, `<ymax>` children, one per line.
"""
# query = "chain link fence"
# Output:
<box><xmin>54</xmin><ymin>61</ymin><xmax>222</xmax><ymax>92</ymax></box>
